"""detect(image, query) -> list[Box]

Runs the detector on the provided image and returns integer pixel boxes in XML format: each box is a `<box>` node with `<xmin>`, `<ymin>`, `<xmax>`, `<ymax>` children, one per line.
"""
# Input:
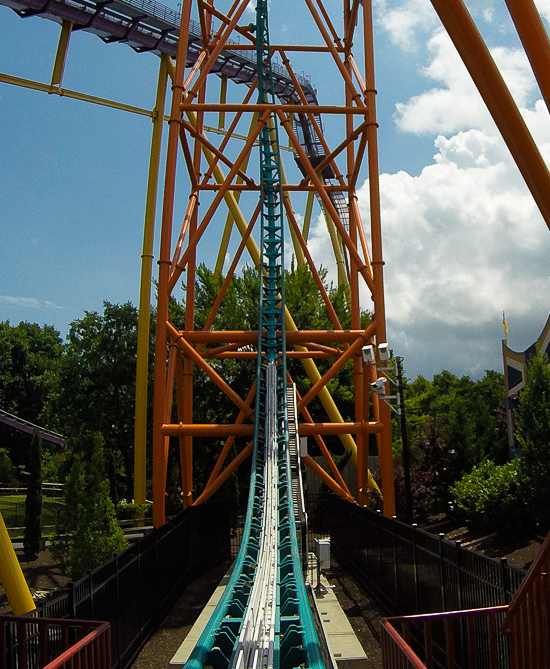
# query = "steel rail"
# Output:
<box><xmin>182</xmin><ymin>3</ymin><xmax>327</xmax><ymax>667</ymax></box>
<box><xmin>231</xmin><ymin>363</ymin><xmax>278</xmax><ymax>669</ymax></box>
<box><xmin>0</xmin><ymin>407</ymin><xmax>65</xmax><ymax>447</ymax></box>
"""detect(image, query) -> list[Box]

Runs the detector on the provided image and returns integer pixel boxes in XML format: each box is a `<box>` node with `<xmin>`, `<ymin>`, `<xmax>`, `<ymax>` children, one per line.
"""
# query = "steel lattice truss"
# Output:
<box><xmin>151</xmin><ymin>0</ymin><xmax>396</xmax><ymax>526</ymax></box>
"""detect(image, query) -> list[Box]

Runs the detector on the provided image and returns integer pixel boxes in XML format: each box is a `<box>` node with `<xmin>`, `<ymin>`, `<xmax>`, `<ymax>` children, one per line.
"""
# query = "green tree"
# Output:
<box><xmin>402</xmin><ymin>368</ymin><xmax>508</xmax><ymax>513</ymax></box>
<box><xmin>48</xmin><ymin>303</ymin><xmax>144</xmax><ymax>502</ymax></box>
<box><xmin>182</xmin><ymin>263</ymin><xmax>372</xmax><ymax>502</ymax></box>
<box><xmin>24</xmin><ymin>428</ymin><xmax>43</xmax><ymax>557</ymax></box>
<box><xmin>0</xmin><ymin>321</ymin><xmax>63</xmax><ymax>476</ymax></box>
<box><xmin>51</xmin><ymin>432</ymin><xmax>127</xmax><ymax>580</ymax></box>
<box><xmin>0</xmin><ymin>448</ymin><xmax>16</xmax><ymax>484</ymax></box>
<box><xmin>517</xmin><ymin>353</ymin><xmax>550</xmax><ymax>530</ymax></box>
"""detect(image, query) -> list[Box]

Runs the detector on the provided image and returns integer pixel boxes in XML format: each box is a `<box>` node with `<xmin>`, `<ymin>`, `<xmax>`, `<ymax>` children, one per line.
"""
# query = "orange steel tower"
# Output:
<box><xmin>152</xmin><ymin>0</ymin><xmax>395</xmax><ymax>527</ymax></box>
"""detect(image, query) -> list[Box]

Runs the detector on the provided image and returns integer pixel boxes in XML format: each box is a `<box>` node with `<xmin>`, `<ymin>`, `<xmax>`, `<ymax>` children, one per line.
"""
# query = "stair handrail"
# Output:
<box><xmin>500</xmin><ymin>529</ymin><xmax>550</xmax><ymax>634</ymax></box>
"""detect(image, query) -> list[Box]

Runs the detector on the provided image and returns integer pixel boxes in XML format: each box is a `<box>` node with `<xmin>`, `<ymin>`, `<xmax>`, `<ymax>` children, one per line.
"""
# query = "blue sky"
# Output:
<box><xmin>1</xmin><ymin>0</ymin><xmax>550</xmax><ymax>380</ymax></box>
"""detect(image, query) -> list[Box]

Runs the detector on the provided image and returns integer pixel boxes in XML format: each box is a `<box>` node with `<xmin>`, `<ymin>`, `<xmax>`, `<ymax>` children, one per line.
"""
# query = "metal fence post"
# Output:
<box><xmin>392</xmin><ymin>516</ymin><xmax>399</xmax><ymax>612</ymax></box>
<box><xmin>456</xmin><ymin>541</ymin><xmax>463</xmax><ymax>610</ymax></box>
<box><xmin>439</xmin><ymin>533</ymin><xmax>447</xmax><ymax>611</ymax></box>
<box><xmin>377</xmin><ymin>510</ymin><xmax>382</xmax><ymax>591</ymax></box>
<box><xmin>137</xmin><ymin>539</ymin><xmax>143</xmax><ymax>647</ymax></box>
<box><xmin>412</xmin><ymin>524</ymin><xmax>419</xmax><ymax>614</ymax></box>
<box><xmin>500</xmin><ymin>557</ymin><xmax>509</xmax><ymax>605</ymax></box>
<box><xmin>88</xmin><ymin>570</ymin><xmax>93</xmax><ymax>620</ymax></box>
<box><xmin>68</xmin><ymin>582</ymin><xmax>76</xmax><ymax>619</ymax></box>
<box><xmin>115</xmin><ymin>552</ymin><xmax>121</xmax><ymax>669</ymax></box>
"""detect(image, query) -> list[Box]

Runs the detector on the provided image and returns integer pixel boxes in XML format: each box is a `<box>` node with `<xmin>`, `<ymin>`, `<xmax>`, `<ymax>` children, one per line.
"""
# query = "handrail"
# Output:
<box><xmin>380</xmin><ymin>621</ymin><xmax>427</xmax><ymax>669</ymax></box>
<box><xmin>0</xmin><ymin>615</ymin><xmax>110</xmax><ymax>669</ymax></box>
<box><xmin>386</xmin><ymin>606</ymin><xmax>509</xmax><ymax>625</ymax></box>
<box><xmin>500</xmin><ymin>530</ymin><xmax>550</xmax><ymax>633</ymax></box>
<box><xmin>43</xmin><ymin>621</ymin><xmax>111</xmax><ymax>669</ymax></box>
<box><xmin>381</xmin><ymin>606</ymin><xmax>509</xmax><ymax>669</ymax></box>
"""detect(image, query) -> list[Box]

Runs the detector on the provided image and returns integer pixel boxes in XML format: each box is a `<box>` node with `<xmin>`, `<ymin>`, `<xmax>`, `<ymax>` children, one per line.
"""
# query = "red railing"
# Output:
<box><xmin>381</xmin><ymin>620</ymin><xmax>426</xmax><ymax>668</ymax></box>
<box><xmin>500</xmin><ymin>531</ymin><xmax>550</xmax><ymax>669</ymax></box>
<box><xmin>381</xmin><ymin>606</ymin><xmax>509</xmax><ymax>669</ymax></box>
<box><xmin>0</xmin><ymin>615</ymin><xmax>110</xmax><ymax>669</ymax></box>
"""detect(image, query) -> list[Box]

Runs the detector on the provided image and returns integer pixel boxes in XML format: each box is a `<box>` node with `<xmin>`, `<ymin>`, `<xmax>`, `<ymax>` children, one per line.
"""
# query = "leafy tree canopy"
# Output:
<box><xmin>517</xmin><ymin>353</ymin><xmax>550</xmax><ymax>528</ymax></box>
<box><xmin>400</xmin><ymin>367</ymin><xmax>508</xmax><ymax>514</ymax></box>
<box><xmin>0</xmin><ymin>321</ymin><xmax>63</xmax><ymax>473</ymax></box>
<box><xmin>46</xmin><ymin>302</ymin><xmax>143</xmax><ymax>502</ymax></box>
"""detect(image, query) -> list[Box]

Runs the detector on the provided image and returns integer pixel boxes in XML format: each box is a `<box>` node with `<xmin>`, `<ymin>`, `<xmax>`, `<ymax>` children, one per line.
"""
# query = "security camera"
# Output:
<box><xmin>378</xmin><ymin>343</ymin><xmax>390</xmax><ymax>362</ymax></box>
<box><xmin>370</xmin><ymin>377</ymin><xmax>387</xmax><ymax>395</ymax></box>
<box><xmin>362</xmin><ymin>345</ymin><xmax>375</xmax><ymax>364</ymax></box>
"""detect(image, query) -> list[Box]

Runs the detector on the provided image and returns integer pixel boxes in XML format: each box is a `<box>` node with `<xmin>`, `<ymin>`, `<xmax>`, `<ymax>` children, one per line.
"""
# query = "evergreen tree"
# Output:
<box><xmin>518</xmin><ymin>353</ymin><xmax>550</xmax><ymax>530</ymax></box>
<box><xmin>51</xmin><ymin>432</ymin><xmax>127</xmax><ymax>579</ymax></box>
<box><xmin>23</xmin><ymin>428</ymin><xmax>43</xmax><ymax>557</ymax></box>
<box><xmin>0</xmin><ymin>448</ymin><xmax>16</xmax><ymax>484</ymax></box>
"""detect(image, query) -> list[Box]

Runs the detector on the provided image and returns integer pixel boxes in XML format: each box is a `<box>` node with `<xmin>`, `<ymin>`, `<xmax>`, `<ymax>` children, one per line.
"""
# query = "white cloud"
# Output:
<box><xmin>307</xmin><ymin>10</ymin><xmax>550</xmax><ymax>378</ymax></box>
<box><xmin>306</xmin><ymin>212</ymin><xmax>338</xmax><ymax>286</ymax></box>
<box><xmin>482</xmin><ymin>7</ymin><xmax>494</xmax><ymax>23</ymax></box>
<box><xmin>374</xmin><ymin>0</ymin><xmax>436</xmax><ymax>51</ymax></box>
<box><xmin>0</xmin><ymin>295</ymin><xmax>64</xmax><ymax>310</ymax></box>
<box><xmin>356</xmin><ymin>104</ymin><xmax>550</xmax><ymax>377</ymax></box>
<box><xmin>395</xmin><ymin>30</ymin><xmax>537</xmax><ymax>136</ymax></box>
<box><xmin>534</xmin><ymin>0</ymin><xmax>550</xmax><ymax>23</ymax></box>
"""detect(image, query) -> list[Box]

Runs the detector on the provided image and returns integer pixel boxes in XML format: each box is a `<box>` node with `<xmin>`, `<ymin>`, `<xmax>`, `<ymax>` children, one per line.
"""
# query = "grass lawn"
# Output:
<box><xmin>0</xmin><ymin>495</ymin><xmax>64</xmax><ymax>532</ymax></box>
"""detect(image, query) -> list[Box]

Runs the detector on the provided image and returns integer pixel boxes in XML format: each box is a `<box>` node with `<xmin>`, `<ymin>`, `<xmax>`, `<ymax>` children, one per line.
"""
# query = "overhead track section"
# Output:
<box><xmin>0</xmin><ymin>408</ymin><xmax>65</xmax><ymax>447</ymax></box>
<box><xmin>0</xmin><ymin>0</ymin><xmax>313</xmax><ymax>100</ymax></box>
<box><xmin>1</xmin><ymin>0</ymin><xmax>350</xmax><ymax>276</ymax></box>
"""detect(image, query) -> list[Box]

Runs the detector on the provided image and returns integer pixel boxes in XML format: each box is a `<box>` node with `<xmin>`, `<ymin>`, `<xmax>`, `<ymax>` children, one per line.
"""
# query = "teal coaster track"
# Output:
<box><xmin>182</xmin><ymin>3</ymin><xmax>326</xmax><ymax>669</ymax></box>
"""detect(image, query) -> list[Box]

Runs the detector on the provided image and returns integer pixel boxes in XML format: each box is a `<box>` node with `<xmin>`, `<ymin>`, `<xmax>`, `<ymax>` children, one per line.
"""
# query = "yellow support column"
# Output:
<box><xmin>134</xmin><ymin>54</ymin><xmax>170</xmax><ymax>505</ymax></box>
<box><xmin>50</xmin><ymin>20</ymin><xmax>73</xmax><ymax>87</ymax></box>
<box><xmin>0</xmin><ymin>513</ymin><xmax>35</xmax><ymax>616</ymax></box>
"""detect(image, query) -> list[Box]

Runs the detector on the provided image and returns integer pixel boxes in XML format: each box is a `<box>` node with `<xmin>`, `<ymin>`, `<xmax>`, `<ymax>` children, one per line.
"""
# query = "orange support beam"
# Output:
<box><xmin>503</xmin><ymin>0</ymin><xmax>550</xmax><ymax>117</ymax></box>
<box><xmin>430</xmin><ymin>0</ymin><xmax>550</xmax><ymax>232</ymax></box>
<box><xmin>152</xmin><ymin>0</ymin><xmax>395</xmax><ymax>518</ymax></box>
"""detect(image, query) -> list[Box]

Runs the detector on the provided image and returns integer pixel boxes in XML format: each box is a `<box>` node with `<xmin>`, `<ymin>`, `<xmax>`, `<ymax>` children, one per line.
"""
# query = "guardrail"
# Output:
<box><xmin>381</xmin><ymin>606</ymin><xmax>510</xmax><ymax>669</ymax></box>
<box><xmin>499</xmin><ymin>531</ymin><xmax>550</xmax><ymax>668</ymax></box>
<box><xmin>329</xmin><ymin>497</ymin><xmax>526</xmax><ymax>617</ymax></box>
<box><xmin>0</xmin><ymin>615</ymin><xmax>109</xmax><ymax>669</ymax></box>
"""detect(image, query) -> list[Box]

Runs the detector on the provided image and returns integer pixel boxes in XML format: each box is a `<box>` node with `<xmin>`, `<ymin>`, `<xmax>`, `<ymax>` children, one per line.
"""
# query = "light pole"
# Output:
<box><xmin>395</xmin><ymin>356</ymin><xmax>413</xmax><ymax>524</ymax></box>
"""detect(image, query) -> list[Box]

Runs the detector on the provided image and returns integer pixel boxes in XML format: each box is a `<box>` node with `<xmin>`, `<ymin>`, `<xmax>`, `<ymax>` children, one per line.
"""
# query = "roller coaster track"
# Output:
<box><xmin>0</xmin><ymin>0</ymin><xmax>350</xmax><ymax>240</ymax></box>
<box><xmin>184</xmin><ymin>3</ymin><xmax>326</xmax><ymax>668</ymax></box>
<box><xmin>0</xmin><ymin>408</ymin><xmax>65</xmax><ymax>447</ymax></box>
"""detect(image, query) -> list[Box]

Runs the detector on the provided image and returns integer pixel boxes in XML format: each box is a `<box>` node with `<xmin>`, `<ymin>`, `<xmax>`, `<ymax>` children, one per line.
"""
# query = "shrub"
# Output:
<box><xmin>51</xmin><ymin>433</ymin><xmax>127</xmax><ymax>579</ymax></box>
<box><xmin>450</xmin><ymin>459</ymin><xmax>530</xmax><ymax>537</ymax></box>
<box><xmin>116</xmin><ymin>501</ymin><xmax>152</xmax><ymax>521</ymax></box>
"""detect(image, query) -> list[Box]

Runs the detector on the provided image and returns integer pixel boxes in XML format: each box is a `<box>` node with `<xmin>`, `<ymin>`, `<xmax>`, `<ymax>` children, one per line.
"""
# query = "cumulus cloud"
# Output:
<box><xmin>305</xmin><ymin>5</ymin><xmax>550</xmax><ymax>378</ymax></box>
<box><xmin>370</xmin><ymin>20</ymin><xmax>550</xmax><ymax>378</ymax></box>
<box><xmin>357</xmin><ymin>123</ymin><xmax>550</xmax><ymax>377</ymax></box>
<box><xmin>534</xmin><ymin>0</ymin><xmax>550</xmax><ymax>23</ymax></box>
<box><xmin>395</xmin><ymin>30</ymin><xmax>537</xmax><ymax>136</ymax></box>
<box><xmin>0</xmin><ymin>295</ymin><xmax>64</xmax><ymax>311</ymax></box>
<box><xmin>374</xmin><ymin>0</ymin><xmax>437</xmax><ymax>51</ymax></box>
